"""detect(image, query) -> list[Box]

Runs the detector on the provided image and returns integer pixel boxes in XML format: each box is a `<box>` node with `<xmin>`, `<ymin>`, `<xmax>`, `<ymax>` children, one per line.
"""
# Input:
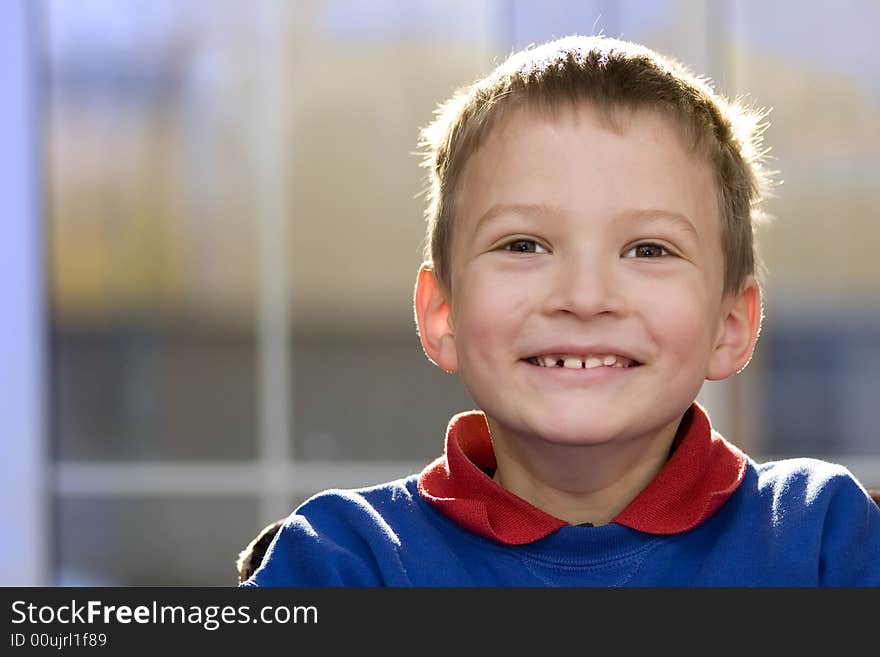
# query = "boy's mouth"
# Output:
<box><xmin>524</xmin><ymin>354</ymin><xmax>641</xmax><ymax>369</ymax></box>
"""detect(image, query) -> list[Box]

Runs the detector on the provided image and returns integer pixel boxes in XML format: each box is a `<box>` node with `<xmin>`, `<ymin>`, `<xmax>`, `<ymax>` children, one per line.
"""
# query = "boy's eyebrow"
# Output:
<box><xmin>472</xmin><ymin>203</ymin><xmax>562</xmax><ymax>234</ymax></box>
<box><xmin>472</xmin><ymin>203</ymin><xmax>700</xmax><ymax>241</ymax></box>
<box><xmin>623</xmin><ymin>208</ymin><xmax>701</xmax><ymax>242</ymax></box>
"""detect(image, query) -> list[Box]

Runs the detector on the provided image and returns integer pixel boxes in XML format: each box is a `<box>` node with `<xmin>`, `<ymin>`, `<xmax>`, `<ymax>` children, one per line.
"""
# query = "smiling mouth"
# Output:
<box><xmin>524</xmin><ymin>354</ymin><xmax>641</xmax><ymax>369</ymax></box>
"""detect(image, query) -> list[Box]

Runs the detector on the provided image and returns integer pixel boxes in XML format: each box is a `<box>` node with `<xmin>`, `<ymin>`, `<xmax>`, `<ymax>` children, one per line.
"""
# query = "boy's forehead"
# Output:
<box><xmin>456</xmin><ymin>101</ymin><xmax>717</xmax><ymax>220</ymax></box>
<box><xmin>474</xmin><ymin>100</ymin><xmax>698</xmax><ymax>164</ymax></box>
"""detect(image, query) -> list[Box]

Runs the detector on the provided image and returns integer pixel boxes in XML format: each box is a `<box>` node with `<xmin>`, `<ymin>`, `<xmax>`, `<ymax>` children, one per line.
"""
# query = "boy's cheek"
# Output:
<box><xmin>647</xmin><ymin>302</ymin><xmax>714</xmax><ymax>353</ymax></box>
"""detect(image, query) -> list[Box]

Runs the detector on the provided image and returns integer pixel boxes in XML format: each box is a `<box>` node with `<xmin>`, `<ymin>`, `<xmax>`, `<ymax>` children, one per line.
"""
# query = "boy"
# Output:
<box><xmin>241</xmin><ymin>35</ymin><xmax>880</xmax><ymax>586</ymax></box>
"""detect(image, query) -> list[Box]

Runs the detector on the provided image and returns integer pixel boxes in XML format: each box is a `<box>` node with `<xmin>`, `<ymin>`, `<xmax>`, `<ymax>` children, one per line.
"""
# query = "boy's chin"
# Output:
<box><xmin>497</xmin><ymin>411</ymin><xmax>632</xmax><ymax>448</ymax></box>
<box><xmin>534</xmin><ymin>424</ymin><xmax>626</xmax><ymax>448</ymax></box>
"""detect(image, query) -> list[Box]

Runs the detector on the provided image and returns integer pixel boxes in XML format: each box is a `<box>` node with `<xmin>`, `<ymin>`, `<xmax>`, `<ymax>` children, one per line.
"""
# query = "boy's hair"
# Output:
<box><xmin>236</xmin><ymin>520</ymin><xmax>283</xmax><ymax>584</ymax></box>
<box><xmin>418</xmin><ymin>34</ymin><xmax>776</xmax><ymax>297</ymax></box>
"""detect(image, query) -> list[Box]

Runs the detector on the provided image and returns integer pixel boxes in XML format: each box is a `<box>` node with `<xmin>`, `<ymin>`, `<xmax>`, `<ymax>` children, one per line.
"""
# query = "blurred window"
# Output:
<box><xmin>41</xmin><ymin>0</ymin><xmax>880</xmax><ymax>585</ymax></box>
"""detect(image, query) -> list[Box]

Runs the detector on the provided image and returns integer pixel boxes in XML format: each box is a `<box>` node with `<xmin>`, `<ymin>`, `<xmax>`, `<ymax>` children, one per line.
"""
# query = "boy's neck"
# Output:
<box><xmin>488</xmin><ymin>415</ymin><xmax>682</xmax><ymax>526</ymax></box>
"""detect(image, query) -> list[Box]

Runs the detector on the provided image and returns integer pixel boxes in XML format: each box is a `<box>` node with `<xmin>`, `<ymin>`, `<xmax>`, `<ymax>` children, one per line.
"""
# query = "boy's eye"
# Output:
<box><xmin>503</xmin><ymin>239</ymin><xmax>547</xmax><ymax>254</ymax></box>
<box><xmin>624</xmin><ymin>243</ymin><xmax>670</xmax><ymax>258</ymax></box>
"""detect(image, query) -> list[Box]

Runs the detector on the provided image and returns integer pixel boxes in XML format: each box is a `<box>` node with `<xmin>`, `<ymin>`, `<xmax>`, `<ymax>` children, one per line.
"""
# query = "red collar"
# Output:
<box><xmin>417</xmin><ymin>403</ymin><xmax>746</xmax><ymax>545</ymax></box>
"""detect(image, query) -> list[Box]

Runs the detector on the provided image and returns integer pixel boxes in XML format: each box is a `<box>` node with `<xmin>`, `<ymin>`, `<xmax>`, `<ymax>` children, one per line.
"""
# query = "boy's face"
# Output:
<box><xmin>416</xmin><ymin>103</ymin><xmax>760</xmax><ymax>449</ymax></box>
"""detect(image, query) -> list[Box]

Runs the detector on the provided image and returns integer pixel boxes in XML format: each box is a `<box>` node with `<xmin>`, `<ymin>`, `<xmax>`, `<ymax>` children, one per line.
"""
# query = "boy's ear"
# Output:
<box><xmin>706</xmin><ymin>277</ymin><xmax>763</xmax><ymax>381</ymax></box>
<box><xmin>413</xmin><ymin>265</ymin><xmax>458</xmax><ymax>373</ymax></box>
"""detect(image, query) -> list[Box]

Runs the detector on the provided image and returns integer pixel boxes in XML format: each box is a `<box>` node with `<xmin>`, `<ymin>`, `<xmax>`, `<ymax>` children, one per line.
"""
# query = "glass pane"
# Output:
<box><xmin>291</xmin><ymin>332</ymin><xmax>475</xmax><ymax>462</ymax></box>
<box><xmin>45</xmin><ymin>0</ymin><xmax>259</xmax><ymax>461</ymax></box>
<box><xmin>730</xmin><ymin>0</ymin><xmax>880</xmax><ymax>460</ymax></box>
<box><xmin>52</xmin><ymin>325</ymin><xmax>257</xmax><ymax>461</ymax></box>
<box><xmin>55</xmin><ymin>495</ymin><xmax>258</xmax><ymax>586</ymax></box>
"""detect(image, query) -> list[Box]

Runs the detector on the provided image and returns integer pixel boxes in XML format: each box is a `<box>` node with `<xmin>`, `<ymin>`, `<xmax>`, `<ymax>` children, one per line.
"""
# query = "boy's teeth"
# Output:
<box><xmin>533</xmin><ymin>354</ymin><xmax>631</xmax><ymax>368</ymax></box>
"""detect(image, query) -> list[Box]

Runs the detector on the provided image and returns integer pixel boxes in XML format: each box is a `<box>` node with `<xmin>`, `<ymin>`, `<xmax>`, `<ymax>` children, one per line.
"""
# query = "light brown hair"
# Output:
<box><xmin>418</xmin><ymin>34</ymin><xmax>776</xmax><ymax>296</ymax></box>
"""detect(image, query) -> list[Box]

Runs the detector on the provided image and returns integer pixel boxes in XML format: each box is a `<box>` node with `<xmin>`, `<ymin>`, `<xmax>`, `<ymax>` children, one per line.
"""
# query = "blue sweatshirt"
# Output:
<box><xmin>241</xmin><ymin>404</ymin><xmax>880</xmax><ymax>586</ymax></box>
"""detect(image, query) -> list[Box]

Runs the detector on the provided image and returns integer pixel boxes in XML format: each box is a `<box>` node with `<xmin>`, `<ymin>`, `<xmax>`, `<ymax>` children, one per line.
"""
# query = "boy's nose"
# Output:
<box><xmin>542</xmin><ymin>254</ymin><xmax>626</xmax><ymax>319</ymax></box>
